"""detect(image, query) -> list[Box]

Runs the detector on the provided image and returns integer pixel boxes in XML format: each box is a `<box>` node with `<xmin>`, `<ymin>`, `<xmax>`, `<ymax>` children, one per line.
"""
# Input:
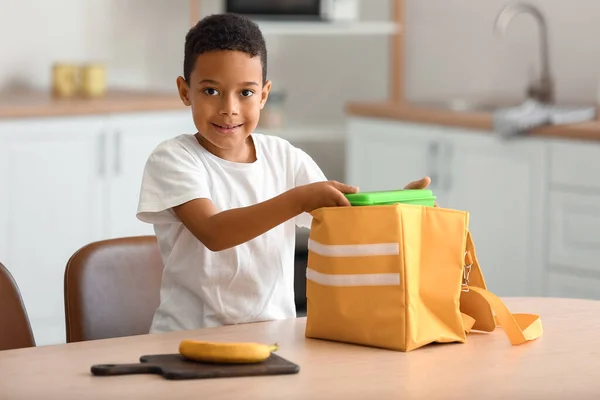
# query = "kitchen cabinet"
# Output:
<box><xmin>549</xmin><ymin>140</ymin><xmax>600</xmax><ymax>191</ymax></box>
<box><xmin>545</xmin><ymin>188</ymin><xmax>600</xmax><ymax>300</ymax></box>
<box><xmin>346</xmin><ymin>117</ymin><xmax>548</xmax><ymax>298</ymax></box>
<box><xmin>0</xmin><ymin>109</ymin><xmax>194</xmax><ymax>346</ymax></box>
<box><xmin>547</xmin><ymin>191</ymin><xmax>600</xmax><ymax>272</ymax></box>
<box><xmin>547</xmin><ymin>271</ymin><xmax>600</xmax><ymax>300</ymax></box>
<box><xmin>104</xmin><ymin>112</ymin><xmax>197</xmax><ymax>238</ymax></box>
<box><xmin>546</xmin><ymin>139</ymin><xmax>600</xmax><ymax>299</ymax></box>
<box><xmin>0</xmin><ymin>116</ymin><xmax>107</xmax><ymax>346</ymax></box>
<box><xmin>346</xmin><ymin>119</ymin><xmax>454</xmax><ymax>200</ymax></box>
<box><xmin>442</xmin><ymin>134</ymin><xmax>547</xmax><ymax>297</ymax></box>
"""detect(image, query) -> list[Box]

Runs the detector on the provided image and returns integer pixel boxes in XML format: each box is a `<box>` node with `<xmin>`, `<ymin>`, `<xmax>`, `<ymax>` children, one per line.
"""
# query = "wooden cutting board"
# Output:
<box><xmin>91</xmin><ymin>353</ymin><xmax>300</xmax><ymax>380</ymax></box>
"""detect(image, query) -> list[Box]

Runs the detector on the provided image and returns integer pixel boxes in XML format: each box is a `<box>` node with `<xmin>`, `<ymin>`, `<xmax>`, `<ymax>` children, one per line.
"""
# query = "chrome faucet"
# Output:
<box><xmin>494</xmin><ymin>2</ymin><xmax>554</xmax><ymax>103</ymax></box>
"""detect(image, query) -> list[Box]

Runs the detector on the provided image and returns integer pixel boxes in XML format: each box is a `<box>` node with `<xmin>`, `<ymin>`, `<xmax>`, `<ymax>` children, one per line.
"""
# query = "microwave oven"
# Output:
<box><xmin>225</xmin><ymin>0</ymin><xmax>359</xmax><ymax>22</ymax></box>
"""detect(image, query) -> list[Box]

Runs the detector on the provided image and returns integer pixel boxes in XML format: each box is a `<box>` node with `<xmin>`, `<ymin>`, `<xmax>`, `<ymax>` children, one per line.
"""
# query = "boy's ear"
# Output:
<box><xmin>176</xmin><ymin>76</ymin><xmax>191</xmax><ymax>106</ymax></box>
<box><xmin>260</xmin><ymin>80</ymin><xmax>272</xmax><ymax>109</ymax></box>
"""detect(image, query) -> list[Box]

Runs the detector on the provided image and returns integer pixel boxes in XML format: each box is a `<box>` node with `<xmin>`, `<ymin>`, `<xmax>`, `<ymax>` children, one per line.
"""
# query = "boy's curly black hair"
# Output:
<box><xmin>183</xmin><ymin>13</ymin><xmax>268</xmax><ymax>85</ymax></box>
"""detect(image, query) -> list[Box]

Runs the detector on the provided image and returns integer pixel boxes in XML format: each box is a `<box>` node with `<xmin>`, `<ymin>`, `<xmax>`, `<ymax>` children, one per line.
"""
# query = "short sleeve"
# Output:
<box><xmin>136</xmin><ymin>139</ymin><xmax>211</xmax><ymax>224</ymax></box>
<box><xmin>293</xmin><ymin>148</ymin><xmax>327</xmax><ymax>229</ymax></box>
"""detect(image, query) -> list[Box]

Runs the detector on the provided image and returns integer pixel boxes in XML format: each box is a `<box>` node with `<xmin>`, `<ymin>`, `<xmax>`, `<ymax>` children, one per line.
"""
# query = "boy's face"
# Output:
<box><xmin>177</xmin><ymin>50</ymin><xmax>271</xmax><ymax>161</ymax></box>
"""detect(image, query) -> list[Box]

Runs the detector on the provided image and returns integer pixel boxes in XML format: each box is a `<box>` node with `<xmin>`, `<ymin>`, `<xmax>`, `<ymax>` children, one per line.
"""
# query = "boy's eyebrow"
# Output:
<box><xmin>198</xmin><ymin>79</ymin><xmax>259</xmax><ymax>86</ymax></box>
<box><xmin>198</xmin><ymin>79</ymin><xmax>220</xmax><ymax>85</ymax></box>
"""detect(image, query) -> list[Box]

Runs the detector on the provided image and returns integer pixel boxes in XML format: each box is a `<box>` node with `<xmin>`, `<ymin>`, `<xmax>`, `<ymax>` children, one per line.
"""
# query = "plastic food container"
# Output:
<box><xmin>344</xmin><ymin>189</ymin><xmax>436</xmax><ymax>207</ymax></box>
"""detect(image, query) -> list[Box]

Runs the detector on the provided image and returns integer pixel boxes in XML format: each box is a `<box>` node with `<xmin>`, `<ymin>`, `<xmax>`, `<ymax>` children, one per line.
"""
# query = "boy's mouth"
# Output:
<box><xmin>211</xmin><ymin>123</ymin><xmax>243</xmax><ymax>134</ymax></box>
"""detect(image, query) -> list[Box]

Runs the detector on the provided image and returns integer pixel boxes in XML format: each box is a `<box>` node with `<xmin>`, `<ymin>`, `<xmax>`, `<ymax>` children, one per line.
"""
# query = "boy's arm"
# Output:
<box><xmin>292</xmin><ymin>147</ymin><xmax>329</xmax><ymax>228</ymax></box>
<box><xmin>173</xmin><ymin>180</ymin><xmax>356</xmax><ymax>252</ymax></box>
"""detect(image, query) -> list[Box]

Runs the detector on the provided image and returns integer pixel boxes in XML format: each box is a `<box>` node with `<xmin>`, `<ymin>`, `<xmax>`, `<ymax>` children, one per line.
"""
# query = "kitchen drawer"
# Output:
<box><xmin>550</xmin><ymin>140</ymin><xmax>600</xmax><ymax>191</ymax></box>
<box><xmin>547</xmin><ymin>270</ymin><xmax>600</xmax><ymax>300</ymax></box>
<box><xmin>548</xmin><ymin>191</ymin><xmax>600</xmax><ymax>272</ymax></box>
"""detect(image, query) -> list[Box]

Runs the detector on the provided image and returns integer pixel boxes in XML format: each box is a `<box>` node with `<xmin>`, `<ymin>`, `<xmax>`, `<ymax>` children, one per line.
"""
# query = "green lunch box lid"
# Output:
<box><xmin>344</xmin><ymin>189</ymin><xmax>436</xmax><ymax>206</ymax></box>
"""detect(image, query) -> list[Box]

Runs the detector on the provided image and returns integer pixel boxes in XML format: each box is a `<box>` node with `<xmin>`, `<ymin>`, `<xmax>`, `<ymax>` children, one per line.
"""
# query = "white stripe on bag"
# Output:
<box><xmin>308</xmin><ymin>239</ymin><xmax>399</xmax><ymax>257</ymax></box>
<box><xmin>306</xmin><ymin>268</ymin><xmax>401</xmax><ymax>287</ymax></box>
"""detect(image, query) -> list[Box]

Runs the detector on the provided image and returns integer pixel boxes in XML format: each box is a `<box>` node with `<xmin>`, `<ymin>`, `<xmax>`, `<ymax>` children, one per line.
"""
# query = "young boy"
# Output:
<box><xmin>136</xmin><ymin>13</ymin><xmax>431</xmax><ymax>334</ymax></box>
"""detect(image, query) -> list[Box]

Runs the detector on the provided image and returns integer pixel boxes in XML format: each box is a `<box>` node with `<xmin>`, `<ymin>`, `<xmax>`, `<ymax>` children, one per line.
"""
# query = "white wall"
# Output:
<box><xmin>0</xmin><ymin>0</ymin><xmax>389</xmax><ymax>127</ymax></box>
<box><xmin>1</xmin><ymin>0</ymin><xmax>600</xmax><ymax>126</ymax></box>
<box><xmin>405</xmin><ymin>0</ymin><xmax>600</xmax><ymax>105</ymax></box>
<box><xmin>0</xmin><ymin>0</ymin><xmax>191</xmax><ymax>91</ymax></box>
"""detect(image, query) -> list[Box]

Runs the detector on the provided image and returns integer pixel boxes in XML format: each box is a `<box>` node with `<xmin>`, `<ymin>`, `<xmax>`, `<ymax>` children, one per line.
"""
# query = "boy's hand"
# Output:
<box><xmin>403</xmin><ymin>176</ymin><xmax>439</xmax><ymax>207</ymax></box>
<box><xmin>296</xmin><ymin>180</ymin><xmax>359</xmax><ymax>213</ymax></box>
<box><xmin>404</xmin><ymin>176</ymin><xmax>431</xmax><ymax>190</ymax></box>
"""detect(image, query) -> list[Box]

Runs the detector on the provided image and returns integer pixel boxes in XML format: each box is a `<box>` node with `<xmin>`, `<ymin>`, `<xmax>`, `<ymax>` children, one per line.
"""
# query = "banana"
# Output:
<box><xmin>178</xmin><ymin>340</ymin><xmax>279</xmax><ymax>364</ymax></box>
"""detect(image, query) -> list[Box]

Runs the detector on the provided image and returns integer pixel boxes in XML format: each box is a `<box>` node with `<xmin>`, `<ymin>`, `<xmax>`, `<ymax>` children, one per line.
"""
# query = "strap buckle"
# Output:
<box><xmin>462</xmin><ymin>250</ymin><xmax>472</xmax><ymax>292</ymax></box>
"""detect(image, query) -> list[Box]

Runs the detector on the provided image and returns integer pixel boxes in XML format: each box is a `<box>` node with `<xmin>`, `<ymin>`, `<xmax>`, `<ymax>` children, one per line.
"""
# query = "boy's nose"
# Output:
<box><xmin>219</xmin><ymin>95</ymin><xmax>240</xmax><ymax>116</ymax></box>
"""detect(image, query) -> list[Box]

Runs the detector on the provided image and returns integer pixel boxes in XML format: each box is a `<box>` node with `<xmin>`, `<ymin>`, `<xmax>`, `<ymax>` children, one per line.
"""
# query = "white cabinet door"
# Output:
<box><xmin>549</xmin><ymin>139</ymin><xmax>600</xmax><ymax>191</ymax></box>
<box><xmin>445</xmin><ymin>134</ymin><xmax>547</xmax><ymax>297</ymax></box>
<box><xmin>105</xmin><ymin>110</ymin><xmax>196</xmax><ymax>239</ymax></box>
<box><xmin>346</xmin><ymin>117</ymin><xmax>453</xmax><ymax>200</ymax></box>
<box><xmin>547</xmin><ymin>191</ymin><xmax>600</xmax><ymax>297</ymax></box>
<box><xmin>546</xmin><ymin>140</ymin><xmax>600</xmax><ymax>299</ymax></box>
<box><xmin>0</xmin><ymin>116</ymin><xmax>106</xmax><ymax>346</ymax></box>
<box><xmin>547</xmin><ymin>271</ymin><xmax>600</xmax><ymax>300</ymax></box>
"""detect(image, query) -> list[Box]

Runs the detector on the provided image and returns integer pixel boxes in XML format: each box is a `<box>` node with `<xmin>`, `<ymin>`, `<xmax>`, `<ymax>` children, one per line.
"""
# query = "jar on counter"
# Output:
<box><xmin>80</xmin><ymin>64</ymin><xmax>106</xmax><ymax>98</ymax></box>
<box><xmin>258</xmin><ymin>91</ymin><xmax>286</xmax><ymax>129</ymax></box>
<box><xmin>52</xmin><ymin>63</ymin><xmax>79</xmax><ymax>98</ymax></box>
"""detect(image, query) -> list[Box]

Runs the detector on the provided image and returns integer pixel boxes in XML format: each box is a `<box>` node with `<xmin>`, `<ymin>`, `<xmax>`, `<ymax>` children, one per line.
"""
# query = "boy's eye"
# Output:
<box><xmin>203</xmin><ymin>88</ymin><xmax>219</xmax><ymax>96</ymax></box>
<box><xmin>240</xmin><ymin>89</ymin><xmax>254</xmax><ymax>97</ymax></box>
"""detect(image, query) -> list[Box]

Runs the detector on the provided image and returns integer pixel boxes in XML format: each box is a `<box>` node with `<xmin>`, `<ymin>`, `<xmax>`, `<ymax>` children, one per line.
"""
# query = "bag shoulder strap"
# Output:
<box><xmin>468</xmin><ymin>287</ymin><xmax>543</xmax><ymax>345</ymax></box>
<box><xmin>461</xmin><ymin>231</ymin><xmax>542</xmax><ymax>345</ymax></box>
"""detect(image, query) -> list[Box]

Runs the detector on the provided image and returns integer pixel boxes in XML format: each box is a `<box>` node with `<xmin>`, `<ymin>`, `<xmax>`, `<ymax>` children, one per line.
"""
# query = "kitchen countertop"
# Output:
<box><xmin>346</xmin><ymin>101</ymin><xmax>600</xmax><ymax>142</ymax></box>
<box><xmin>0</xmin><ymin>88</ymin><xmax>186</xmax><ymax>119</ymax></box>
<box><xmin>5</xmin><ymin>90</ymin><xmax>600</xmax><ymax>142</ymax></box>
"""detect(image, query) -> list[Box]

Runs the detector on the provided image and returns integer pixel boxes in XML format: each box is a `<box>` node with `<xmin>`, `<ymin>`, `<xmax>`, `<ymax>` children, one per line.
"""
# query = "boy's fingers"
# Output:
<box><xmin>329</xmin><ymin>180</ymin><xmax>359</xmax><ymax>194</ymax></box>
<box><xmin>404</xmin><ymin>176</ymin><xmax>431</xmax><ymax>190</ymax></box>
<box><xmin>336</xmin><ymin>192</ymin><xmax>351</xmax><ymax>207</ymax></box>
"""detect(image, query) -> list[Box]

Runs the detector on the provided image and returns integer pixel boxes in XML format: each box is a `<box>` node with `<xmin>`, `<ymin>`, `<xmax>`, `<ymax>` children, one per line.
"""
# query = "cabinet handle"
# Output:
<box><xmin>444</xmin><ymin>172</ymin><xmax>453</xmax><ymax>192</ymax></box>
<box><xmin>442</xmin><ymin>142</ymin><xmax>454</xmax><ymax>191</ymax></box>
<box><xmin>427</xmin><ymin>142</ymin><xmax>439</xmax><ymax>188</ymax></box>
<box><xmin>98</xmin><ymin>133</ymin><xmax>106</xmax><ymax>177</ymax></box>
<box><xmin>114</xmin><ymin>130</ymin><xmax>121</xmax><ymax>175</ymax></box>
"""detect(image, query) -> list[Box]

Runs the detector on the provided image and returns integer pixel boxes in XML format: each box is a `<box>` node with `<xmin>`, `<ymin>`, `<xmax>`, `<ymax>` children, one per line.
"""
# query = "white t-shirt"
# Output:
<box><xmin>136</xmin><ymin>133</ymin><xmax>327</xmax><ymax>333</ymax></box>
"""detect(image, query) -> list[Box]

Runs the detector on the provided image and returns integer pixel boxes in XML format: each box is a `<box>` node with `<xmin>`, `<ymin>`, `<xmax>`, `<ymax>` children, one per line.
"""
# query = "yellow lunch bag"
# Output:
<box><xmin>304</xmin><ymin>191</ymin><xmax>542</xmax><ymax>352</ymax></box>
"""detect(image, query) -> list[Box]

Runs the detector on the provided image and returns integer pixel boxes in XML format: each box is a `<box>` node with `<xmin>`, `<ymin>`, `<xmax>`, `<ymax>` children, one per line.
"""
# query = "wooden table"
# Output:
<box><xmin>1</xmin><ymin>297</ymin><xmax>598</xmax><ymax>399</ymax></box>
